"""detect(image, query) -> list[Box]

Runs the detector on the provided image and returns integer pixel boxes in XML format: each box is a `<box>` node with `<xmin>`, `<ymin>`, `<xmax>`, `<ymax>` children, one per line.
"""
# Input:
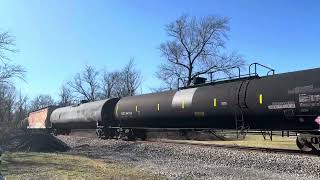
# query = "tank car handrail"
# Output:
<box><xmin>249</xmin><ymin>63</ymin><xmax>275</xmax><ymax>76</ymax></box>
<box><xmin>177</xmin><ymin>77</ymin><xmax>185</xmax><ymax>90</ymax></box>
<box><xmin>177</xmin><ymin>66</ymin><xmax>242</xmax><ymax>89</ymax></box>
<box><xmin>207</xmin><ymin>66</ymin><xmax>241</xmax><ymax>82</ymax></box>
<box><xmin>177</xmin><ymin>63</ymin><xmax>275</xmax><ymax>89</ymax></box>
<box><xmin>267</xmin><ymin>69</ymin><xmax>275</xmax><ymax>76</ymax></box>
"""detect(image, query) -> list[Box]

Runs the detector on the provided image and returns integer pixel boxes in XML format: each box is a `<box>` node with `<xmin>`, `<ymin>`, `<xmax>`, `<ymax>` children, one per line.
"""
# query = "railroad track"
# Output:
<box><xmin>139</xmin><ymin>139</ymin><xmax>319</xmax><ymax>156</ymax></box>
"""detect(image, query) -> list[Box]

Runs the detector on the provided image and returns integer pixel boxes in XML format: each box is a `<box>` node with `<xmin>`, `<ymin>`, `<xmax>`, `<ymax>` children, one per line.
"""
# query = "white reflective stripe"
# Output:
<box><xmin>172</xmin><ymin>88</ymin><xmax>197</xmax><ymax>109</ymax></box>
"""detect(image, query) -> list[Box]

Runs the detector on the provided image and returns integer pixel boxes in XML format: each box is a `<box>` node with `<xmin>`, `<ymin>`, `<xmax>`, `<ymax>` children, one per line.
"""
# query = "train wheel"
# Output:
<box><xmin>126</xmin><ymin>129</ymin><xmax>136</xmax><ymax>141</ymax></box>
<box><xmin>135</xmin><ymin>129</ymin><xmax>147</xmax><ymax>140</ymax></box>
<box><xmin>96</xmin><ymin>129</ymin><xmax>102</xmax><ymax>138</ymax></box>
<box><xmin>296</xmin><ymin>136</ymin><xmax>313</xmax><ymax>152</ymax></box>
<box><xmin>53</xmin><ymin>129</ymin><xmax>57</xmax><ymax>136</ymax></box>
<box><xmin>103</xmin><ymin>129</ymin><xmax>111</xmax><ymax>139</ymax></box>
<box><xmin>139</xmin><ymin>133</ymin><xmax>147</xmax><ymax>141</ymax></box>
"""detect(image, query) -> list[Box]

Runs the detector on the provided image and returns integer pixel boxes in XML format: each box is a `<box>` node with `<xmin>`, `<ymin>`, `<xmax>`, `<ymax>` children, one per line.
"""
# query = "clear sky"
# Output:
<box><xmin>0</xmin><ymin>0</ymin><xmax>319</xmax><ymax>99</ymax></box>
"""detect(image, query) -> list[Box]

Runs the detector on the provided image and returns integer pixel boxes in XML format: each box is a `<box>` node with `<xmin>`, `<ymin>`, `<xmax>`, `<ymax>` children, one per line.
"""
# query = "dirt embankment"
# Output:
<box><xmin>0</xmin><ymin>125</ymin><xmax>69</xmax><ymax>153</ymax></box>
<box><xmin>0</xmin><ymin>130</ymin><xmax>163</xmax><ymax>179</ymax></box>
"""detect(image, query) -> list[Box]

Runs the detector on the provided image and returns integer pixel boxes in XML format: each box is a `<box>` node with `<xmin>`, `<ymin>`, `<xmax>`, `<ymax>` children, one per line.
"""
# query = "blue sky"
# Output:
<box><xmin>0</xmin><ymin>0</ymin><xmax>319</xmax><ymax>99</ymax></box>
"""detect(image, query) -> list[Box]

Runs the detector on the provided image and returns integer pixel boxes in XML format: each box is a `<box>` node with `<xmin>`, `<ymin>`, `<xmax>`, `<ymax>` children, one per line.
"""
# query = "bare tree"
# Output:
<box><xmin>0</xmin><ymin>63</ymin><xmax>25</xmax><ymax>83</ymax></box>
<box><xmin>14</xmin><ymin>91</ymin><xmax>28</xmax><ymax>122</ymax></box>
<box><xmin>58</xmin><ymin>84</ymin><xmax>73</xmax><ymax>106</ymax></box>
<box><xmin>0</xmin><ymin>31</ymin><xmax>16</xmax><ymax>62</ymax></box>
<box><xmin>68</xmin><ymin>65</ymin><xmax>100</xmax><ymax>101</ymax></box>
<box><xmin>0</xmin><ymin>31</ymin><xmax>25</xmax><ymax>83</ymax></box>
<box><xmin>0</xmin><ymin>83</ymin><xmax>16</xmax><ymax>122</ymax></box>
<box><xmin>0</xmin><ymin>31</ymin><xmax>26</xmax><ymax>124</ymax></box>
<box><xmin>158</xmin><ymin>15</ymin><xmax>244</xmax><ymax>87</ymax></box>
<box><xmin>156</xmin><ymin>63</ymin><xmax>185</xmax><ymax>90</ymax></box>
<box><xmin>101</xmin><ymin>70</ymin><xmax>121</xmax><ymax>98</ymax></box>
<box><xmin>30</xmin><ymin>94</ymin><xmax>55</xmax><ymax>111</ymax></box>
<box><xmin>114</xmin><ymin>59</ymin><xmax>142</xmax><ymax>97</ymax></box>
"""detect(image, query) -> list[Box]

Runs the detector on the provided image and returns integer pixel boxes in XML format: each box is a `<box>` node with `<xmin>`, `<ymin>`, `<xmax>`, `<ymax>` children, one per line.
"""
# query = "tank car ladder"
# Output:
<box><xmin>235</xmin><ymin>79</ymin><xmax>251</xmax><ymax>139</ymax></box>
<box><xmin>234</xmin><ymin>111</ymin><xmax>248</xmax><ymax>139</ymax></box>
<box><xmin>238</xmin><ymin>79</ymin><xmax>251</xmax><ymax>109</ymax></box>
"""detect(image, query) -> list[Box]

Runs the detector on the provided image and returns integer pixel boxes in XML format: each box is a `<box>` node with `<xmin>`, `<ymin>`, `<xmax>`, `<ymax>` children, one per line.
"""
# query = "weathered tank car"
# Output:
<box><xmin>50</xmin><ymin>98</ymin><xmax>119</xmax><ymax>135</ymax></box>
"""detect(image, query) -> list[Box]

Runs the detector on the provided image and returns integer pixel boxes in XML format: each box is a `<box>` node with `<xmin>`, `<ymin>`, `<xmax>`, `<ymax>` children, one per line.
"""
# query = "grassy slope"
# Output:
<box><xmin>1</xmin><ymin>152</ymin><xmax>163</xmax><ymax>180</ymax></box>
<box><xmin>165</xmin><ymin>134</ymin><xmax>298</xmax><ymax>150</ymax></box>
<box><xmin>210</xmin><ymin>134</ymin><xmax>298</xmax><ymax>150</ymax></box>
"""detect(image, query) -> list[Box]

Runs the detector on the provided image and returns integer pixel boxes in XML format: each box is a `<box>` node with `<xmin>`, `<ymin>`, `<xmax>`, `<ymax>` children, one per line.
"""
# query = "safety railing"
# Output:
<box><xmin>249</xmin><ymin>63</ymin><xmax>275</xmax><ymax>76</ymax></box>
<box><xmin>177</xmin><ymin>62</ymin><xmax>275</xmax><ymax>89</ymax></box>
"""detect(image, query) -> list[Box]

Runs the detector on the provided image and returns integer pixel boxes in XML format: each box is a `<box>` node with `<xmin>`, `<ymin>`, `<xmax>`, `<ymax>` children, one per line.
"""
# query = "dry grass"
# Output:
<box><xmin>163</xmin><ymin>134</ymin><xmax>298</xmax><ymax>150</ymax></box>
<box><xmin>1</xmin><ymin>152</ymin><xmax>164</xmax><ymax>180</ymax></box>
<box><xmin>212</xmin><ymin>134</ymin><xmax>297</xmax><ymax>150</ymax></box>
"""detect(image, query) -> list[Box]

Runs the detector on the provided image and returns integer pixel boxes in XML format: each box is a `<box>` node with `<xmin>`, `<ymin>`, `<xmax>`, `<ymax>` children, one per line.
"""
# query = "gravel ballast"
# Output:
<box><xmin>58</xmin><ymin>135</ymin><xmax>320</xmax><ymax>180</ymax></box>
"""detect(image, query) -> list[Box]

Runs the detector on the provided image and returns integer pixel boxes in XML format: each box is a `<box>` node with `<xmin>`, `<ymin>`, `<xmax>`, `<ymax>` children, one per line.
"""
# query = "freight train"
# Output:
<box><xmin>27</xmin><ymin>63</ymin><xmax>320</xmax><ymax>153</ymax></box>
